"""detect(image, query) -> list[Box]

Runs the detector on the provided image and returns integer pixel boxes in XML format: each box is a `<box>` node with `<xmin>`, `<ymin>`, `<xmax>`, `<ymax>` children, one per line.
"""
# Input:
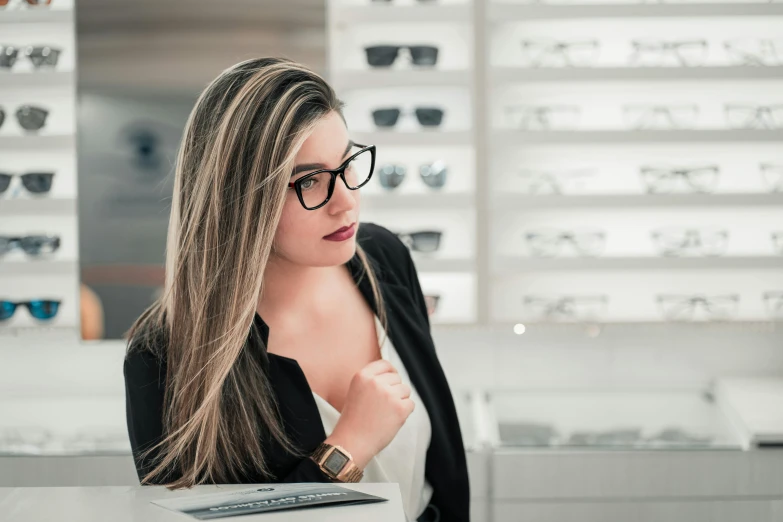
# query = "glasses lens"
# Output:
<box><xmin>419</xmin><ymin>160</ymin><xmax>447</xmax><ymax>188</ymax></box>
<box><xmin>0</xmin><ymin>46</ymin><xmax>18</xmax><ymax>69</ymax></box>
<box><xmin>684</xmin><ymin>166</ymin><xmax>720</xmax><ymax>192</ymax></box>
<box><xmin>378</xmin><ymin>164</ymin><xmax>406</xmax><ymax>189</ymax></box>
<box><xmin>409</xmin><ymin>231</ymin><xmax>441</xmax><ymax>252</ymax></box>
<box><xmin>372</xmin><ymin>108</ymin><xmax>400</xmax><ymax>127</ymax></box>
<box><xmin>16</xmin><ymin>105</ymin><xmax>48</xmax><ymax>131</ymax></box>
<box><xmin>26</xmin><ymin>300</ymin><xmax>60</xmax><ymax>320</ymax></box>
<box><xmin>525</xmin><ymin>231</ymin><xmax>561</xmax><ymax>257</ymax></box>
<box><xmin>0</xmin><ymin>301</ymin><xmax>16</xmax><ymax>321</ymax></box>
<box><xmin>343</xmin><ymin>148</ymin><xmax>374</xmax><ymax>189</ymax></box>
<box><xmin>25</xmin><ymin>46</ymin><xmax>60</xmax><ymax>68</ymax></box>
<box><xmin>365</xmin><ymin>46</ymin><xmax>399</xmax><ymax>67</ymax></box>
<box><xmin>414</xmin><ymin>108</ymin><xmax>444</xmax><ymax>127</ymax></box>
<box><xmin>20</xmin><ymin>172</ymin><xmax>54</xmax><ymax>193</ymax></box>
<box><xmin>409</xmin><ymin>46</ymin><xmax>439</xmax><ymax>66</ymax></box>
<box><xmin>0</xmin><ymin>173</ymin><xmax>12</xmax><ymax>193</ymax></box>
<box><xmin>0</xmin><ymin>237</ymin><xmax>14</xmax><ymax>255</ymax></box>
<box><xmin>296</xmin><ymin>171</ymin><xmax>333</xmax><ymax>209</ymax></box>
<box><xmin>19</xmin><ymin>235</ymin><xmax>60</xmax><ymax>256</ymax></box>
<box><xmin>761</xmin><ymin>163</ymin><xmax>783</xmax><ymax>192</ymax></box>
<box><xmin>725</xmin><ymin>104</ymin><xmax>762</xmax><ymax>129</ymax></box>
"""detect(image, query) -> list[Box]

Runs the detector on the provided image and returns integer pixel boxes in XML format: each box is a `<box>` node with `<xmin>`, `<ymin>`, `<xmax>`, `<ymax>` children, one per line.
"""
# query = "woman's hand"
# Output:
<box><xmin>324</xmin><ymin>359</ymin><xmax>414</xmax><ymax>470</ymax></box>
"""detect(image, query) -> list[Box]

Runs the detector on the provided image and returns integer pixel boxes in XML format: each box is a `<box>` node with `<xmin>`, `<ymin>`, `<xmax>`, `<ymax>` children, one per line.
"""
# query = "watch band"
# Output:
<box><xmin>310</xmin><ymin>442</ymin><xmax>364</xmax><ymax>483</ymax></box>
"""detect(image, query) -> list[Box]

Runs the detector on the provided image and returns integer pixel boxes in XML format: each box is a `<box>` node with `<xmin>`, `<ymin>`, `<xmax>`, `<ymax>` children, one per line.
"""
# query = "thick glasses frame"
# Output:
<box><xmin>287</xmin><ymin>143</ymin><xmax>376</xmax><ymax>211</ymax></box>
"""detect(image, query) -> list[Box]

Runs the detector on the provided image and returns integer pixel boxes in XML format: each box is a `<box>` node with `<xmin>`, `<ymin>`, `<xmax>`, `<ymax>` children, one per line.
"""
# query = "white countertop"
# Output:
<box><xmin>0</xmin><ymin>483</ymin><xmax>405</xmax><ymax>522</ymax></box>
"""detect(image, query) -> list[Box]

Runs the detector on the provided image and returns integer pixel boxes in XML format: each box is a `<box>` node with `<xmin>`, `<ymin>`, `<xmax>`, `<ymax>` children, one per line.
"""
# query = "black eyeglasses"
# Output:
<box><xmin>364</xmin><ymin>45</ymin><xmax>438</xmax><ymax>68</ymax></box>
<box><xmin>0</xmin><ymin>235</ymin><xmax>60</xmax><ymax>256</ymax></box>
<box><xmin>0</xmin><ymin>105</ymin><xmax>49</xmax><ymax>131</ymax></box>
<box><xmin>656</xmin><ymin>294</ymin><xmax>739</xmax><ymax>321</ymax></box>
<box><xmin>0</xmin><ymin>299</ymin><xmax>61</xmax><ymax>321</ymax></box>
<box><xmin>288</xmin><ymin>144</ymin><xmax>375</xmax><ymax>210</ymax></box>
<box><xmin>640</xmin><ymin>164</ymin><xmax>720</xmax><ymax>194</ymax></box>
<box><xmin>0</xmin><ymin>172</ymin><xmax>55</xmax><ymax>194</ymax></box>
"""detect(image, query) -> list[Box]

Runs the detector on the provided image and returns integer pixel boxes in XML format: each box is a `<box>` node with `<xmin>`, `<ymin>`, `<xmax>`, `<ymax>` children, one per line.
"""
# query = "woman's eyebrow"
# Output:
<box><xmin>292</xmin><ymin>140</ymin><xmax>355</xmax><ymax>176</ymax></box>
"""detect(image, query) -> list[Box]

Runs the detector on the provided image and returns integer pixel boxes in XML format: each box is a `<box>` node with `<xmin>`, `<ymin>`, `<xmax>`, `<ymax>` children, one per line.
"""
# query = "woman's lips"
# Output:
<box><xmin>323</xmin><ymin>222</ymin><xmax>356</xmax><ymax>242</ymax></box>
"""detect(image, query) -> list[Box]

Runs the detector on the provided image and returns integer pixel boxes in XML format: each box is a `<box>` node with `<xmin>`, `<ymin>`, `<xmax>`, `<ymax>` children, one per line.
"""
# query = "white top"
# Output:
<box><xmin>312</xmin><ymin>315</ymin><xmax>434</xmax><ymax>522</ymax></box>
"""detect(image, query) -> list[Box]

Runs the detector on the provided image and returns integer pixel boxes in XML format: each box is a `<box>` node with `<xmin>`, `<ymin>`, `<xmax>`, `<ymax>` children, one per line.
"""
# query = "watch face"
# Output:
<box><xmin>323</xmin><ymin>449</ymin><xmax>349</xmax><ymax>475</ymax></box>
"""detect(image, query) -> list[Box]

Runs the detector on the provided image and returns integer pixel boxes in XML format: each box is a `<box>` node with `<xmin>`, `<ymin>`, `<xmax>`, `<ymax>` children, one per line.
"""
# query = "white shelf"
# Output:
<box><xmin>493</xmin><ymin>129</ymin><xmax>783</xmax><ymax>143</ymax></box>
<box><xmin>492</xmin><ymin>66</ymin><xmax>783</xmax><ymax>83</ymax></box>
<box><xmin>353</xmin><ymin>130</ymin><xmax>473</xmax><ymax>146</ymax></box>
<box><xmin>0</xmin><ymin>260</ymin><xmax>77</xmax><ymax>276</ymax></box>
<box><xmin>494</xmin><ymin>255</ymin><xmax>783</xmax><ymax>273</ymax></box>
<box><xmin>333</xmin><ymin>4</ymin><xmax>471</xmax><ymax>24</ymax></box>
<box><xmin>0</xmin><ymin>325</ymin><xmax>79</xmax><ymax>340</ymax></box>
<box><xmin>332</xmin><ymin>69</ymin><xmax>472</xmax><ymax>89</ymax></box>
<box><xmin>488</xmin><ymin>3</ymin><xmax>783</xmax><ymax>21</ymax></box>
<box><xmin>494</xmin><ymin>193</ymin><xmax>783</xmax><ymax>209</ymax></box>
<box><xmin>412</xmin><ymin>257</ymin><xmax>476</xmax><ymax>273</ymax></box>
<box><xmin>0</xmin><ymin>198</ymin><xmax>77</xmax><ymax>216</ymax></box>
<box><xmin>0</xmin><ymin>70</ymin><xmax>75</xmax><ymax>87</ymax></box>
<box><xmin>0</xmin><ymin>9</ymin><xmax>73</xmax><ymax>24</ymax></box>
<box><xmin>0</xmin><ymin>134</ymin><xmax>75</xmax><ymax>149</ymax></box>
<box><xmin>364</xmin><ymin>192</ymin><xmax>474</xmax><ymax>208</ymax></box>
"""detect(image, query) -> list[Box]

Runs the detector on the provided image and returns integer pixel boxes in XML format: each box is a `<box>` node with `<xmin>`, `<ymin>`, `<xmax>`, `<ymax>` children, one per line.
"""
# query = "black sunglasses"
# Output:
<box><xmin>372</xmin><ymin>107</ymin><xmax>444</xmax><ymax>128</ymax></box>
<box><xmin>288</xmin><ymin>144</ymin><xmax>376</xmax><ymax>211</ymax></box>
<box><xmin>0</xmin><ymin>45</ymin><xmax>61</xmax><ymax>69</ymax></box>
<box><xmin>0</xmin><ymin>235</ymin><xmax>60</xmax><ymax>256</ymax></box>
<box><xmin>0</xmin><ymin>105</ymin><xmax>49</xmax><ymax>131</ymax></box>
<box><xmin>0</xmin><ymin>172</ymin><xmax>55</xmax><ymax>194</ymax></box>
<box><xmin>364</xmin><ymin>45</ymin><xmax>439</xmax><ymax>67</ymax></box>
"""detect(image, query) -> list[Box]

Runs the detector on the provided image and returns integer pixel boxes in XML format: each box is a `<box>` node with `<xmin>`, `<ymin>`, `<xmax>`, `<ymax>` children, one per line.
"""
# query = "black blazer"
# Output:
<box><xmin>123</xmin><ymin>221</ymin><xmax>471</xmax><ymax>522</ymax></box>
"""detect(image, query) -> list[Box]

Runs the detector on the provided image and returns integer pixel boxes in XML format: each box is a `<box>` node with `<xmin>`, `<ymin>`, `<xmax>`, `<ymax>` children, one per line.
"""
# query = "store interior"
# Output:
<box><xmin>1</xmin><ymin>0</ymin><xmax>783</xmax><ymax>521</ymax></box>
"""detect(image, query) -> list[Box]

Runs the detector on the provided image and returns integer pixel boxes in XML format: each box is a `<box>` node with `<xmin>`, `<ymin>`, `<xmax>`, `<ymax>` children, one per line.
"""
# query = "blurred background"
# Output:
<box><xmin>2</xmin><ymin>0</ymin><xmax>783</xmax><ymax>520</ymax></box>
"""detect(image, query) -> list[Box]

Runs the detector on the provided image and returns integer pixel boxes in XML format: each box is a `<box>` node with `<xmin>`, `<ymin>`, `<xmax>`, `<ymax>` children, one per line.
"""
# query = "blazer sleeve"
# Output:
<box><xmin>125</xmin><ymin>347</ymin><xmax>332</xmax><ymax>484</ymax></box>
<box><xmin>403</xmin><ymin>242</ymin><xmax>432</xmax><ymax>331</ymax></box>
<box><xmin>123</xmin><ymin>349</ymin><xmax>173</xmax><ymax>485</ymax></box>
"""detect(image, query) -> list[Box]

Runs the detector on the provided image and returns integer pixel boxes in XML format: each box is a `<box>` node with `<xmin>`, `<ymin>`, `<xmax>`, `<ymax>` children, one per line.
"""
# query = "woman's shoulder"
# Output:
<box><xmin>124</xmin><ymin>322</ymin><xmax>168</xmax><ymax>388</ymax></box>
<box><xmin>356</xmin><ymin>221</ymin><xmax>412</xmax><ymax>271</ymax></box>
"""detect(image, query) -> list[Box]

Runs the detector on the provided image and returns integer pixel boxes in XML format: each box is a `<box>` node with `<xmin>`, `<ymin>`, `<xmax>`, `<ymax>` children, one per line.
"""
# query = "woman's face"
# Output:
<box><xmin>273</xmin><ymin>111</ymin><xmax>362</xmax><ymax>268</ymax></box>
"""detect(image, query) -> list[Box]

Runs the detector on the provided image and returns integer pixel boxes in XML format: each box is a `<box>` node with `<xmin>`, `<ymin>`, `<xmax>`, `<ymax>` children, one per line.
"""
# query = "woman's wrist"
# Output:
<box><xmin>323</xmin><ymin>431</ymin><xmax>372</xmax><ymax>470</ymax></box>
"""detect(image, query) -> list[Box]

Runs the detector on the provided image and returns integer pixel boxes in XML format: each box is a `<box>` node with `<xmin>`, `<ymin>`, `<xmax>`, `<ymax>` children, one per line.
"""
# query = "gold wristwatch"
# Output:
<box><xmin>310</xmin><ymin>442</ymin><xmax>364</xmax><ymax>483</ymax></box>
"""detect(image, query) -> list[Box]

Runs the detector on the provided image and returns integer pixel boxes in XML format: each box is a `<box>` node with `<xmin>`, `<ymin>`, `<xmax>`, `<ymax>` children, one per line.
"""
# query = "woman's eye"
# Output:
<box><xmin>301</xmin><ymin>178</ymin><xmax>317</xmax><ymax>190</ymax></box>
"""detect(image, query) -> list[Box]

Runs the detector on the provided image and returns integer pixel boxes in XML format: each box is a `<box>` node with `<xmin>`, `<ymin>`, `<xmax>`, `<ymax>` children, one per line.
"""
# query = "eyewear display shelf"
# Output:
<box><xmin>328</xmin><ymin>0</ymin><xmax>783</xmax><ymax>329</ymax></box>
<box><xmin>486</xmin><ymin>0</ymin><xmax>783</xmax><ymax>327</ymax></box>
<box><xmin>328</xmin><ymin>0</ymin><xmax>480</xmax><ymax>325</ymax></box>
<box><xmin>0</xmin><ymin>0</ymin><xmax>80</xmax><ymax>341</ymax></box>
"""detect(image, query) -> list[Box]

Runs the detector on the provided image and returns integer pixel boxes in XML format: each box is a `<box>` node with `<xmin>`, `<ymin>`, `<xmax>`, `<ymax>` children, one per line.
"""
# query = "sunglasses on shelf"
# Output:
<box><xmin>0</xmin><ymin>105</ymin><xmax>50</xmax><ymax>131</ymax></box>
<box><xmin>0</xmin><ymin>45</ymin><xmax>61</xmax><ymax>69</ymax></box>
<box><xmin>364</xmin><ymin>45</ymin><xmax>439</xmax><ymax>67</ymax></box>
<box><xmin>377</xmin><ymin>160</ymin><xmax>448</xmax><ymax>190</ymax></box>
<box><xmin>372</xmin><ymin>107</ymin><xmax>444</xmax><ymax>128</ymax></box>
<box><xmin>0</xmin><ymin>299</ymin><xmax>61</xmax><ymax>321</ymax></box>
<box><xmin>0</xmin><ymin>235</ymin><xmax>60</xmax><ymax>257</ymax></box>
<box><xmin>394</xmin><ymin>230</ymin><xmax>442</xmax><ymax>253</ymax></box>
<box><xmin>0</xmin><ymin>0</ymin><xmax>52</xmax><ymax>7</ymax></box>
<box><xmin>0</xmin><ymin>172</ymin><xmax>55</xmax><ymax>194</ymax></box>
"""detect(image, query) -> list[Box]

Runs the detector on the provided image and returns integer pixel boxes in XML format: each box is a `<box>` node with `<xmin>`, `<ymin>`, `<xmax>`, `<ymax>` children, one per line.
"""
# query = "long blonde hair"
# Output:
<box><xmin>126</xmin><ymin>57</ymin><xmax>388</xmax><ymax>489</ymax></box>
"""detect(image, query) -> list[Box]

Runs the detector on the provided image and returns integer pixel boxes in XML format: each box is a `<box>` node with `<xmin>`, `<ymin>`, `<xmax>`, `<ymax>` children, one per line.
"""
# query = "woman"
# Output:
<box><xmin>123</xmin><ymin>57</ymin><xmax>469</xmax><ymax>522</ymax></box>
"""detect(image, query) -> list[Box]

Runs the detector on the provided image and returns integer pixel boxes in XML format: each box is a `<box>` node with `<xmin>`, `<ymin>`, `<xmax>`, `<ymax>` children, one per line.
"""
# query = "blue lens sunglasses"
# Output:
<box><xmin>0</xmin><ymin>299</ymin><xmax>61</xmax><ymax>321</ymax></box>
